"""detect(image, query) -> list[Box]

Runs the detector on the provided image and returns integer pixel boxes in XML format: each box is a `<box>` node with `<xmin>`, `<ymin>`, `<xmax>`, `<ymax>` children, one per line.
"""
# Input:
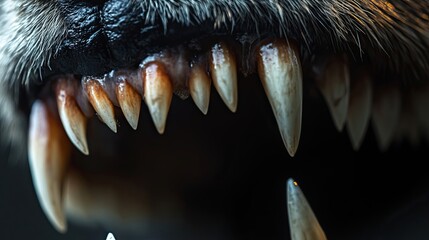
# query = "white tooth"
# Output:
<box><xmin>346</xmin><ymin>71</ymin><xmax>372</xmax><ymax>150</ymax></box>
<box><xmin>209</xmin><ymin>42</ymin><xmax>238</xmax><ymax>112</ymax></box>
<box><xmin>56</xmin><ymin>81</ymin><xmax>89</xmax><ymax>155</ymax></box>
<box><xmin>189</xmin><ymin>62</ymin><xmax>211</xmax><ymax>115</ymax></box>
<box><xmin>316</xmin><ymin>55</ymin><xmax>350</xmax><ymax>132</ymax></box>
<box><xmin>106</xmin><ymin>233</ymin><xmax>116</xmax><ymax>240</ymax></box>
<box><xmin>84</xmin><ymin>78</ymin><xmax>117</xmax><ymax>133</ymax></box>
<box><xmin>143</xmin><ymin>62</ymin><xmax>173</xmax><ymax>134</ymax></box>
<box><xmin>287</xmin><ymin>179</ymin><xmax>327</xmax><ymax>240</ymax></box>
<box><xmin>371</xmin><ymin>84</ymin><xmax>401</xmax><ymax>151</ymax></box>
<box><xmin>28</xmin><ymin>101</ymin><xmax>71</xmax><ymax>233</ymax></box>
<box><xmin>257</xmin><ymin>39</ymin><xmax>303</xmax><ymax>157</ymax></box>
<box><xmin>116</xmin><ymin>81</ymin><xmax>142</xmax><ymax>130</ymax></box>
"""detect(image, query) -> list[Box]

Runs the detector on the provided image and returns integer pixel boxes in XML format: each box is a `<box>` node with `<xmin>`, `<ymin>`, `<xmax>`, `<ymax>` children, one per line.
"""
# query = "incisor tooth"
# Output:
<box><xmin>28</xmin><ymin>100</ymin><xmax>71</xmax><ymax>233</ymax></box>
<box><xmin>346</xmin><ymin>71</ymin><xmax>372</xmax><ymax>150</ymax></box>
<box><xmin>56</xmin><ymin>79</ymin><xmax>89</xmax><ymax>155</ymax></box>
<box><xmin>257</xmin><ymin>39</ymin><xmax>303</xmax><ymax>157</ymax></box>
<box><xmin>84</xmin><ymin>78</ymin><xmax>117</xmax><ymax>133</ymax></box>
<box><xmin>371</xmin><ymin>84</ymin><xmax>401</xmax><ymax>151</ymax></box>
<box><xmin>209</xmin><ymin>42</ymin><xmax>238</xmax><ymax>112</ymax></box>
<box><xmin>316</xmin><ymin>55</ymin><xmax>350</xmax><ymax>132</ymax></box>
<box><xmin>143</xmin><ymin>62</ymin><xmax>173</xmax><ymax>134</ymax></box>
<box><xmin>189</xmin><ymin>61</ymin><xmax>211</xmax><ymax>115</ymax></box>
<box><xmin>116</xmin><ymin>81</ymin><xmax>142</xmax><ymax>130</ymax></box>
<box><xmin>287</xmin><ymin>179</ymin><xmax>327</xmax><ymax>240</ymax></box>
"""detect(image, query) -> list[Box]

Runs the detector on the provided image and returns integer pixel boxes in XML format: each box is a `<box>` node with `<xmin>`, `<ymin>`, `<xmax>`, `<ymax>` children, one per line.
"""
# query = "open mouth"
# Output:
<box><xmin>3</xmin><ymin>1</ymin><xmax>429</xmax><ymax>239</ymax></box>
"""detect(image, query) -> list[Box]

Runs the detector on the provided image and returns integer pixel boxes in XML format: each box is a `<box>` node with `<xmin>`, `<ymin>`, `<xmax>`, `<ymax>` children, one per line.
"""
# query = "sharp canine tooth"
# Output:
<box><xmin>116</xmin><ymin>81</ymin><xmax>142</xmax><ymax>130</ymax></box>
<box><xmin>56</xmin><ymin>80</ymin><xmax>89</xmax><ymax>155</ymax></box>
<box><xmin>257</xmin><ymin>39</ymin><xmax>303</xmax><ymax>157</ymax></box>
<box><xmin>371</xmin><ymin>84</ymin><xmax>401</xmax><ymax>151</ymax></box>
<box><xmin>346</xmin><ymin>71</ymin><xmax>372</xmax><ymax>150</ymax></box>
<box><xmin>287</xmin><ymin>179</ymin><xmax>327</xmax><ymax>240</ymax></box>
<box><xmin>189</xmin><ymin>61</ymin><xmax>211</xmax><ymax>114</ymax></box>
<box><xmin>84</xmin><ymin>78</ymin><xmax>117</xmax><ymax>133</ymax></box>
<box><xmin>316</xmin><ymin>55</ymin><xmax>350</xmax><ymax>131</ymax></box>
<box><xmin>143</xmin><ymin>62</ymin><xmax>173</xmax><ymax>134</ymax></box>
<box><xmin>28</xmin><ymin>101</ymin><xmax>71</xmax><ymax>233</ymax></box>
<box><xmin>209</xmin><ymin>42</ymin><xmax>238</xmax><ymax>112</ymax></box>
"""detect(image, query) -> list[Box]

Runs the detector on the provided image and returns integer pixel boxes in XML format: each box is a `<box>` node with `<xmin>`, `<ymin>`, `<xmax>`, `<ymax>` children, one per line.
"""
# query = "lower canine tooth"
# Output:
<box><xmin>56</xmin><ymin>78</ymin><xmax>89</xmax><ymax>155</ymax></box>
<box><xmin>287</xmin><ymin>179</ymin><xmax>327</xmax><ymax>240</ymax></box>
<box><xmin>257</xmin><ymin>39</ymin><xmax>303</xmax><ymax>157</ymax></box>
<box><xmin>315</xmin><ymin>55</ymin><xmax>350</xmax><ymax>132</ymax></box>
<box><xmin>83</xmin><ymin>78</ymin><xmax>117</xmax><ymax>133</ymax></box>
<box><xmin>189</xmin><ymin>60</ymin><xmax>211</xmax><ymax>115</ymax></box>
<box><xmin>28</xmin><ymin>100</ymin><xmax>71</xmax><ymax>233</ymax></box>
<box><xmin>116</xmin><ymin>80</ymin><xmax>142</xmax><ymax>130</ymax></box>
<box><xmin>210</xmin><ymin>42</ymin><xmax>238</xmax><ymax>112</ymax></box>
<box><xmin>142</xmin><ymin>62</ymin><xmax>173</xmax><ymax>134</ymax></box>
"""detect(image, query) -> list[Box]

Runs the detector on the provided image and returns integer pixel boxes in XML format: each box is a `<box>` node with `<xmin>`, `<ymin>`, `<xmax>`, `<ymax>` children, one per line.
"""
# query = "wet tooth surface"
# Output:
<box><xmin>189</xmin><ymin>59</ymin><xmax>211</xmax><ymax>115</ymax></box>
<box><xmin>142</xmin><ymin>62</ymin><xmax>173</xmax><ymax>134</ymax></box>
<box><xmin>116</xmin><ymin>80</ymin><xmax>142</xmax><ymax>130</ymax></box>
<box><xmin>257</xmin><ymin>39</ymin><xmax>303</xmax><ymax>157</ymax></box>
<box><xmin>287</xmin><ymin>179</ymin><xmax>327</xmax><ymax>240</ymax></box>
<box><xmin>83</xmin><ymin>78</ymin><xmax>117</xmax><ymax>133</ymax></box>
<box><xmin>56</xmin><ymin>78</ymin><xmax>89</xmax><ymax>155</ymax></box>
<box><xmin>28</xmin><ymin>100</ymin><xmax>71</xmax><ymax>233</ymax></box>
<box><xmin>210</xmin><ymin>42</ymin><xmax>238</xmax><ymax>112</ymax></box>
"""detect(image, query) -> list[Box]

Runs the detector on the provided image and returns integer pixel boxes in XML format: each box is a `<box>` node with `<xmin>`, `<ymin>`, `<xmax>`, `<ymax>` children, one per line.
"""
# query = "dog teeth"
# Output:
<box><xmin>189</xmin><ymin>59</ymin><xmax>211</xmax><ymax>115</ymax></box>
<box><xmin>56</xmin><ymin>78</ymin><xmax>89</xmax><ymax>155</ymax></box>
<box><xmin>257</xmin><ymin>39</ymin><xmax>303</xmax><ymax>157</ymax></box>
<box><xmin>142</xmin><ymin>62</ymin><xmax>173</xmax><ymax>134</ymax></box>
<box><xmin>346</xmin><ymin>70</ymin><xmax>373</xmax><ymax>150</ymax></box>
<box><xmin>315</xmin><ymin>55</ymin><xmax>350</xmax><ymax>132</ymax></box>
<box><xmin>116</xmin><ymin>80</ymin><xmax>142</xmax><ymax>130</ymax></box>
<box><xmin>28</xmin><ymin>100</ymin><xmax>71</xmax><ymax>233</ymax></box>
<box><xmin>287</xmin><ymin>179</ymin><xmax>327</xmax><ymax>240</ymax></box>
<box><xmin>83</xmin><ymin>78</ymin><xmax>117</xmax><ymax>133</ymax></box>
<box><xmin>209</xmin><ymin>42</ymin><xmax>238</xmax><ymax>112</ymax></box>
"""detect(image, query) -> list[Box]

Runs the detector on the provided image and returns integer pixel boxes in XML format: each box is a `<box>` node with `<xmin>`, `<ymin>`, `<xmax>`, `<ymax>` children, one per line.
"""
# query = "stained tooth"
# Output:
<box><xmin>257</xmin><ymin>39</ymin><xmax>303</xmax><ymax>157</ymax></box>
<box><xmin>143</xmin><ymin>62</ymin><xmax>173</xmax><ymax>134</ymax></box>
<box><xmin>84</xmin><ymin>78</ymin><xmax>117</xmax><ymax>133</ymax></box>
<box><xmin>315</xmin><ymin>55</ymin><xmax>350</xmax><ymax>131</ymax></box>
<box><xmin>28</xmin><ymin>101</ymin><xmax>71</xmax><ymax>233</ymax></box>
<box><xmin>371</xmin><ymin>84</ymin><xmax>401</xmax><ymax>151</ymax></box>
<box><xmin>209</xmin><ymin>42</ymin><xmax>238</xmax><ymax>112</ymax></box>
<box><xmin>116</xmin><ymin>81</ymin><xmax>142</xmax><ymax>130</ymax></box>
<box><xmin>189</xmin><ymin>61</ymin><xmax>211</xmax><ymax>115</ymax></box>
<box><xmin>346</xmin><ymin>71</ymin><xmax>372</xmax><ymax>150</ymax></box>
<box><xmin>56</xmin><ymin>80</ymin><xmax>89</xmax><ymax>155</ymax></box>
<box><xmin>287</xmin><ymin>179</ymin><xmax>327</xmax><ymax>240</ymax></box>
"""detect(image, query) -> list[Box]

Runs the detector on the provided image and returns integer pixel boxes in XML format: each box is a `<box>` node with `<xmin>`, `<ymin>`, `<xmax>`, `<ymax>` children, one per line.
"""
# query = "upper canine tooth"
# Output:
<box><xmin>83</xmin><ymin>78</ymin><xmax>117</xmax><ymax>133</ymax></box>
<box><xmin>315</xmin><ymin>55</ymin><xmax>350</xmax><ymax>132</ymax></box>
<box><xmin>28</xmin><ymin>100</ymin><xmax>71</xmax><ymax>233</ymax></box>
<box><xmin>56</xmin><ymin>78</ymin><xmax>89</xmax><ymax>155</ymax></box>
<box><xmin>371</xmin><ymin>84</ymin><xmax>401</xmax><ymax>151</ymax></box>
<box><xmin>346</xmin><ymin>70</ymin><xmax>372</xmax><ymax>150</ymax></box>
<box><xmin>116</xmin><ymin>80</ymin><xmax>142</xmax><ymax>130</ymax></box>
<box><xmin>142</xmin><ymin>62</ymin><xmax>173</xmax><ymax>134</ymax></box>
<box><xmin>189</xmin><ymin>59</ymin><xmax>211</xmax><ymax>115</ymax></box>
<box><xmin>287</xmin><ymin>179</ymin><xmax>327</xmax><ymax>240</ymax></box>
<box><xmin>209</xmin><ymin>42</ymin><xmax>238</xmax><ymax>112</ymax></box>
<box><xmin>257</xmin><ymin>39</ymin><xmax>303</xmax><ymax>157</ymax></box>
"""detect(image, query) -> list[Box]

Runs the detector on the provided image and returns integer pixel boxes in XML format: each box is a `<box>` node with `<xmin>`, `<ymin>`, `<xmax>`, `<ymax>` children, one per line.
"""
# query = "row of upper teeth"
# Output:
<box><xmin>26</xmin><ymin>37</ymin><xmax>429</xmax><ymax>233</ymax></box>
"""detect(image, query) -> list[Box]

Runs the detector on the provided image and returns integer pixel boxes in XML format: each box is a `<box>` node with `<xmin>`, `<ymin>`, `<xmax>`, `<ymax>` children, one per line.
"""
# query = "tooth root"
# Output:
<box><xmin>371</xmin><ymin>84</ymin><xmax>401</xmax><ymax>151</ymax></box>
<box><xmin>189</xmin><ymin>62</ymin><xmax>211</xmax><ymax>115</ymax></box>
<box><xmin>116</xmin><ymin>81</ymin><xmax>142</xmax><ymax>130</ymax></box>
<box><xmin>346</xmin><ymin>71</ymin><xmax>373</xmax><ymax>151</ymax></box>
<box><xmin>56</xmin><ymin>80</ymin><xmax>89</xmax><ymax>155</ymax></box>
<box><xmin>209</xmin><ymin>42</ymin><xmax>238</xmax><ymax>112</ymax></box>
<box><xmin>84</xmin><ymin>78</ymin><xmax>117</xmax><ymax>133</ymax></box>
<box><xmin>28</xmin><ymin>101</ymin><xmax>71</xmax><ymax>233</ymax></box>
<box><xmin>257</xmin><ymin>39</ymin><xmax>303</xmax><ymax>157</ymax></box>
<box><xmin>316</xmin><ymin>55</ymin><xmax>350</xmax><ymax>132</ymax></box>
<box><xmin>287</xmin><ymin>179</ymin><xmax>327</xmax><ymax>240</ymax></box>
<box><xmin>143</xmin><ymin>62</ymin><xmax>173</xmax><ymax>134</ymax></box>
